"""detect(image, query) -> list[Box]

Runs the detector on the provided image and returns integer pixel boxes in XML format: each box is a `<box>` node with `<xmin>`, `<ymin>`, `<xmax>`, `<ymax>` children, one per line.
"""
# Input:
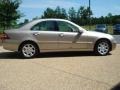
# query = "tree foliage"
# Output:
<box><xmin>41</xmin><ymin>6</ymin><xmax>68</xmax><ymax>19</ymax></box>
<box><xmin>41</xmin><ymin>6</ymin><xmax>92</xmax><ymax>25</ymax></box>
<box><xmin>0</xmin><ymin>0</ymin><xmax>21</xmax><ymax>30</ymax></box>
<box><xmin>20</xmin><ymin>6</ymin><xmax>120</xmax><ymax>27</ymax></box>
<box><xmin>68</xmin><ymin>7</ymin><xmax>76</xmax><ymax>22</ymax></box>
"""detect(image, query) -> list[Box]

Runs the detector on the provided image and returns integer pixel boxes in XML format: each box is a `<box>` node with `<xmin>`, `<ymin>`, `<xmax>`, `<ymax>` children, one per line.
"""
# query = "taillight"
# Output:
<box><xmin>0</xmin><ymin>33</ymin><xmax>10</xmax><ymax>40</ymax></box>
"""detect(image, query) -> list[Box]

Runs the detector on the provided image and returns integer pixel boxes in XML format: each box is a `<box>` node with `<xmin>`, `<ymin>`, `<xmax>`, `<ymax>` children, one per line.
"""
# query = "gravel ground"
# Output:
<box><xmin>0</xmin><ymin>45</ymin><xmax>120</xmax><ymax>90</ymax></box>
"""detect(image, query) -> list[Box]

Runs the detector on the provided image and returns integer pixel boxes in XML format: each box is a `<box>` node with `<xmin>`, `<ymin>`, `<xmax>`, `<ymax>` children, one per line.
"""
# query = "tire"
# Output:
<box><xmin>94</xmin><ymin>40</ymin><xmax>110</xmax><ymax>56</ymax></box>
<box><xmin>19</xmin><ymin>42</ymin><xmax>39</xmax><ymax>58</ymax></box>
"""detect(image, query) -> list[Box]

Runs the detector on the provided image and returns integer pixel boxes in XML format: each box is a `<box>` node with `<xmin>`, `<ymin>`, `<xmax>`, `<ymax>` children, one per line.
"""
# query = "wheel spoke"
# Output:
<box><xmin>22</xmin><ymin>44</ymin><xmax>36</xmax><ymax>58</ymax></box>
<box><xmin>97</xmin><ymin>41</ymin><xmax>109</xmax><ymax>55</ymax></box>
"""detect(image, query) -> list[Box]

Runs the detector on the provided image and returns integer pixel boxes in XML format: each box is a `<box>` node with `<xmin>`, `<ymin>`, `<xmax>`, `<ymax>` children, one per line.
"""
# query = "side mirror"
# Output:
<box><xmin>78</xmin><ymin>30</ymin><xmax>83</xmax><ymax>34</ymax></box>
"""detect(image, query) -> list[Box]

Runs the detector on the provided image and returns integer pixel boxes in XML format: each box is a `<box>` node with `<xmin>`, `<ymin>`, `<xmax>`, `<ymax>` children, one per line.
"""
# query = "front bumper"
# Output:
<box><xmin>112</xmin><ymin>42</ymin><xmax>117</xmax><ymax>51</ymax></box>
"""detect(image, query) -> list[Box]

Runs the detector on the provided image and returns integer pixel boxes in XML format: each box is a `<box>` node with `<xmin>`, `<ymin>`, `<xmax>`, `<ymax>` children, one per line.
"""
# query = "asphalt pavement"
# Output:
<box><xmin>113</xmin><ymin>35</ymin><xmax>120</xmax><ymax>44</ymax></box>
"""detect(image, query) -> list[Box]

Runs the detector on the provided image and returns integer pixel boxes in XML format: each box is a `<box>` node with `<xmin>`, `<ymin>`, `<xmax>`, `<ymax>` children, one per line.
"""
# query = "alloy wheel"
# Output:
<box><xmin>22</xmin><ymin>44</ymin><xmax>36</xmax><ymax>58</ymax></box>
<box><xmin>97</xmin><ymin>41</ymin><xmax>109</xmax><ymax>55</ymax></box>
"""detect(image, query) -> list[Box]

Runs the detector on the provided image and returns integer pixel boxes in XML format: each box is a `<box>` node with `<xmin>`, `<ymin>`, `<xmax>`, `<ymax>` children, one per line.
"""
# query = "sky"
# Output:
<box><xmin>19</xmin><ymin>0</ymin><xmax>120</xmax><ymax>22</ymax></box>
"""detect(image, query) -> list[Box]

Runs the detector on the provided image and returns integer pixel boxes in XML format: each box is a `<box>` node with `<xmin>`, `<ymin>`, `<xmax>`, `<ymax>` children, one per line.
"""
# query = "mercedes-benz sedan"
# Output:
<box><xmin>3</xmin><ymin>19</ymin><xmax>116</xmax><ymax>58</ymax></box>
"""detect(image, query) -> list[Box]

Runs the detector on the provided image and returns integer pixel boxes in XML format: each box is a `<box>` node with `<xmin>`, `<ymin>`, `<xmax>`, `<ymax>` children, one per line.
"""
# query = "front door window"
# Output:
<box><xmin>57</xmin><ymin>21</ymin><xmax>79</xmax><ymax>32</ymax></box>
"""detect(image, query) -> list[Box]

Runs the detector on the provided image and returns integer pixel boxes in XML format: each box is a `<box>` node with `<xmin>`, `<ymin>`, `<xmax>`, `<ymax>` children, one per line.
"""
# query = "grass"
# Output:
<box><xmin>108</xmin><ymin>26</ymin><xmax>113</xmax><ymax>34</ymax></box>
<box><xmin>82</xmin><ymin>25</ymin><xmax>96</xmax><ymax>31</ymax></box>
<box><xmin>82</xmin><ymin>25</ymin><xmax>113</xmax><ymax>35</ymax></box>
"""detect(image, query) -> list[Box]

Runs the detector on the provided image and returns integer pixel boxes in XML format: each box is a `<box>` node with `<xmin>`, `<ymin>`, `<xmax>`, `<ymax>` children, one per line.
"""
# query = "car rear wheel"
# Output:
<box><xmin>94</xmin><ymin>40</ymin><xmax>110</xmax><ymax>56</ymax></box>
<box><xmin>20</xmin><ymin>43</ymin><xmax>39</xmax><ymax>58</ymax></box>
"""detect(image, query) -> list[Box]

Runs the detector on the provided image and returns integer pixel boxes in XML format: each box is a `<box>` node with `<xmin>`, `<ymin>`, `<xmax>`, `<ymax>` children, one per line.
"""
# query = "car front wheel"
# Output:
<box><xmin>20</xmin><ymin>43</ymin><xmax>39</xmax><ymax>58</ymax></box>
<box><xmin>94</xmin><ymin>40</ymin><xmax>110</xmax><ymax>56</ymax></box>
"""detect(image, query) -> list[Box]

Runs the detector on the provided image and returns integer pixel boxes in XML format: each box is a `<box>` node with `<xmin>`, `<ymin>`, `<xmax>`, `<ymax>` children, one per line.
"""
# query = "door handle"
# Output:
<box><xmin>33</xmin><ymin>33</ymin><xmax>40</xmax><ymax>36</ymax></box>
<box><xmin>59</xmin><ymin>33</ymin><xmax>64</xmax><ymax>37</ymax></box>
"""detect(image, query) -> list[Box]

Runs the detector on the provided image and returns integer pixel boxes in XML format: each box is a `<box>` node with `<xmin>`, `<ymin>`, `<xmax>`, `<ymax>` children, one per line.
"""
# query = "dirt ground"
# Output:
<box><xmin>0</xmin><ymin>45</ymin><xmax>120</xmax><ymax>90</ymax></box>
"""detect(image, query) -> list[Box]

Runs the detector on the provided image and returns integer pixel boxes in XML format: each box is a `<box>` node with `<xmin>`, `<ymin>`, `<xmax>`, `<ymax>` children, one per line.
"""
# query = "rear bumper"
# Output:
<box><xmin>3</xmin><ymin>40</ymin><xmax>19</xmax><ymax>51</ymax></box>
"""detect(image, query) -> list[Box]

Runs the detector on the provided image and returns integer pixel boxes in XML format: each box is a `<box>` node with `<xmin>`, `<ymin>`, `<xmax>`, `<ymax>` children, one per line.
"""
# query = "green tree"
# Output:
<box><xmin>41</xmin><ymin>6</ymin><xmax>68</xmax><ymax>19</ymax></box>
<box><xmin>0</xmin><ymin>0</ymin><xmax>22</xmax><ymax>31</ymax></box>
<box><xmin>18</xmin><ymin>19</ymin><xmax>29</xmax><ymax>28</ymax></box>
<box><xmin>77</xmin><ymin>6</ymin><xmax>84</xmax><ymax>19</ymax></box>
<box><xmin>55</xmin><ymin>6</ymin><xmax>61</xmax><ymax>18</ymax></box>
<box><xmin>68</xmin><ymin>7</ymin><xmax>77</xmax><ymax>22</ymax></box>
<box><xmin>107</xmin><ymin>13</ymin><xmax>113</xmax><ymax>24</ymax></box>
<box><xmin>77</xmin><ymin>6</ymin><xmax>91</xmax><ymax>25</ymax></box>
<box><xmin>77</xmin><ymin>6</ymin><xmax>85</xmax><ymax>25</ymax></box>
<box><xmin>24</xmin><ymin>19</ymin><xmax>29</xmax><ymax>24</ymax></box>
<box><xmin>61</xmin><ymin>8</ymin><xmax>68</xmax><ymax>19</ymax></box>
<box><xmin>41</xmin><ymin>8</ymin><xmax>56</xmax><ymax>18</ymax></box>
<box><xmin>55</xmin><ymin>6</ymin><xmax>68</xmax><ymax>19</ymax></box>
<box><xmin>41</xmin><ymin>6</ymin><xmax>94</xmax><ymax>25</ymax></box>
<box><xmin>32</xmin><ymin>16</ymin><xmax>39</xmax><ymax>20</ymax></box>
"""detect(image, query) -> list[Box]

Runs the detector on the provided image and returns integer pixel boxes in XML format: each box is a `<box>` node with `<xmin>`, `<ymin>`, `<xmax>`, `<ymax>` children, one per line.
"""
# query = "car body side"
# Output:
<box><xmin>3</xmin><ymin>19</ymin><xmax>116</xmax><ymax>53</ymax></box>
<box><xmin>3</xmin><ymin>30</ymin><xmax>116</xmax><ymax>52</ymax></box>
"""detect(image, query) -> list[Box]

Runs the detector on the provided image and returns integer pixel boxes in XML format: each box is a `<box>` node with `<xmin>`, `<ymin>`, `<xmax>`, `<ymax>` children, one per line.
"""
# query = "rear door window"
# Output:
<box><xmin>31</xmin><ymin>21</ymin><xmax>58</xmax><ymax>31</ymax></box>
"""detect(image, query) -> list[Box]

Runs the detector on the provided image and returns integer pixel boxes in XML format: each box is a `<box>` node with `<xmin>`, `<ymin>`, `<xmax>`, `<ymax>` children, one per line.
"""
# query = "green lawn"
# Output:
<box><xmin>82</xmin><ymin>25</ymin><xmax>96</xmax><ymax>31</ymax></box>
<box><xmin>82</xmin><ymin>25</ymin><xmax>113</xmax><ymax>35</ymax></box>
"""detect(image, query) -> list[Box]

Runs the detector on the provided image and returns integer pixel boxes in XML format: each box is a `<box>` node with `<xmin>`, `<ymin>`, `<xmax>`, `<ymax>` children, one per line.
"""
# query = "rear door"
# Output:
<box><xmin>31</xmin><ymin>21</ymin><xmax>59</xmax><ymax>50</ymax></box>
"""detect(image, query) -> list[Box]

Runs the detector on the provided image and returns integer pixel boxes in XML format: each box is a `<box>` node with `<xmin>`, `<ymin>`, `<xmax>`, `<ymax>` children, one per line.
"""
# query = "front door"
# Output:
<box><xmin>57</xmin><ymin>21</ymin><xmax>87</xmax><ymax>50</ymax></box>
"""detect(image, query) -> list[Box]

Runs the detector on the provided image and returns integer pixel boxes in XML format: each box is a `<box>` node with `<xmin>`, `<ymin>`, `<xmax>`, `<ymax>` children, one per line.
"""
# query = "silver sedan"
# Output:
<box><xmin>3</xmin><ymin>19</ymin><xmax>116</xmax><ymax>58</ymax></box>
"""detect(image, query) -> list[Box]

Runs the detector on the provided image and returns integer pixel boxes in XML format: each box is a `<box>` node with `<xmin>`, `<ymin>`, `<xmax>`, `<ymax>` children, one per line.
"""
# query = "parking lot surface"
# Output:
<box><xmin>0</xmin><ymin>45</ymin><xmax>120</xmax><ymax>90</ymax></box>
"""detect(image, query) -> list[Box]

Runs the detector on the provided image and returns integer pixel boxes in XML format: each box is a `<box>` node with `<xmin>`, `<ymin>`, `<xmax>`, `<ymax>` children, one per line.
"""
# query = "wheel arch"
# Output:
<box><xmin>18</xmin><ymin>40</ymin><xmax>40</xmax><ymax>52</ymax></box>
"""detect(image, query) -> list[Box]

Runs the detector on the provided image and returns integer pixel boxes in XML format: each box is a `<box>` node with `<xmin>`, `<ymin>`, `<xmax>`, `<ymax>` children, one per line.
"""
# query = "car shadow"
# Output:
<box><xmin>0</xmin><ymin>51</ymin><xmax>112</xmax><ymax>59</ymax></box>
<box><xmin>111</xmin><ymin>83</ymin><xmax>120</xmax><ymax>90</ymax></box>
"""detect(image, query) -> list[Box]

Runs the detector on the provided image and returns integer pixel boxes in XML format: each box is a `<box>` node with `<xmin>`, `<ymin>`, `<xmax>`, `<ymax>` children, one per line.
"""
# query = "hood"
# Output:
<box><xmin>86</xmin><ymin>30</ymin><xmax>114</xmax><ymax>40</ymax></box>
